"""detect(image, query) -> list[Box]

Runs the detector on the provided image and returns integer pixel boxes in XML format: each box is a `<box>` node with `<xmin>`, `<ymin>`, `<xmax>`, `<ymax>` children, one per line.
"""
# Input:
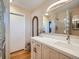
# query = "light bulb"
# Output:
<box><xmin>45</xmin><ymin>13</ymin><xmax>48</xmax><ymax>16</ymax></box>
<box><xmin>10</xmin><ymin>0</ymin><xmax>13</xmax><ymax>3</ymax></box>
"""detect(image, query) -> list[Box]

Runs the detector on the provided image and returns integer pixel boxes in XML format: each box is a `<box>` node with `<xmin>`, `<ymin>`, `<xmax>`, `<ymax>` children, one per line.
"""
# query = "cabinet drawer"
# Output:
<box><xmin>36</xmin><ymin>42</ymin><xmax>41</xmax><ymax>54</ymax></box>
<box><xmin>31</xmin><ymin>40</ymin><xmax>36</xmax><ymax>59</ymax></box>
<box><xmin>36</xmin><ymin>42</ymin><xmax>42</xmax><ymax>59</ymax></box>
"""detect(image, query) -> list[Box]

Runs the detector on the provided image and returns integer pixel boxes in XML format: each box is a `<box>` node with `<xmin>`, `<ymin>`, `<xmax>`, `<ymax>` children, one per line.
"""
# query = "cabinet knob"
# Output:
<box><xmin>33</xmin><ymin>47</ymin><xmax>37</xmax><ymax>53</ymax></box>
<box><xmin>36</xmin><ymin>44</ymin><xmax>40</xmax><ymax>47</ymax></box>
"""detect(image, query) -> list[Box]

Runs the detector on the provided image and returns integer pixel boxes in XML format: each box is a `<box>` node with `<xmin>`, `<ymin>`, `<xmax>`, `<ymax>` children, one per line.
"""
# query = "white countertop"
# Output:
<box><xmin>32</xmin><ymin>34</ymin><xmax>79</xmax><ymax>59</ymax></box>
<box><xmin>0</xmin><ymin>51</ymin><xmax>2</xmax><ymax>59</ymax></box>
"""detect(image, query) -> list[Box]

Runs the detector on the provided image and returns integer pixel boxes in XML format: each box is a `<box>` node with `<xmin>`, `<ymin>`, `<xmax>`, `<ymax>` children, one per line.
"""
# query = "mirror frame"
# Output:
<box><xmin>32</xmin><ymin>16</ymin><xmax>39</xmax><ymax>36</ymax></box>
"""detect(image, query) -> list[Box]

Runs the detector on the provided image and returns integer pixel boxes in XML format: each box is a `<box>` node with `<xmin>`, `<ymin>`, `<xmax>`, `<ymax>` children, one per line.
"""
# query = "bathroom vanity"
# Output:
<box><xmin>31</xmin><ymin>34</ymin><xmax>79</xmax><ymax>59</ymax></box>
<box><xmin>31</xmin><ymin>0</ymin><xmax>79</xmax><ymax>59</ymax></box>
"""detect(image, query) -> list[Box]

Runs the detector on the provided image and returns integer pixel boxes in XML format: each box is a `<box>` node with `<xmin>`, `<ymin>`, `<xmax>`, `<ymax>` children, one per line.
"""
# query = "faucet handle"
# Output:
<box><xmin>66</xmin><ymin>35</ymin><xmax>70</xmax><ymax>40</ymax></box>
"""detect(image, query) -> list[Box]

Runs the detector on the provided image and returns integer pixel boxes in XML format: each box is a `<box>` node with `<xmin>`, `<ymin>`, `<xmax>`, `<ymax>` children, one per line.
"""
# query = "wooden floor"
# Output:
<box><xmin>10</xmin><ymin>50</ymin><xmax>31</xmax><ymax>59</ymax></box>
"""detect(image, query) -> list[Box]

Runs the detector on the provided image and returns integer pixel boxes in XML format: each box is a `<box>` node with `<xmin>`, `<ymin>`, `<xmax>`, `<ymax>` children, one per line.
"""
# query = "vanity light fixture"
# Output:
<box><xmin>10</xmin><ymin>0</ymin><xmax>13</xmax><ymax>3</ymax></box>
<box><xmin>47</xmin><ymin>0</ymin><xmax>72</xmax><ymax>12</ymax></box>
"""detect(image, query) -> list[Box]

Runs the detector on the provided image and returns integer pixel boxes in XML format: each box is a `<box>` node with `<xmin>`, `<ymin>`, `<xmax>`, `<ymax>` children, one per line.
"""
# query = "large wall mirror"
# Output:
<box><xmin>42</xmin><ymin>0</ymin><xmax>79</xmax><ymax>36</ymax></box>
<box><xmin>43</xmin><ymin>10</ymin><xmax>70</xmax><ymax>34</ymax></box>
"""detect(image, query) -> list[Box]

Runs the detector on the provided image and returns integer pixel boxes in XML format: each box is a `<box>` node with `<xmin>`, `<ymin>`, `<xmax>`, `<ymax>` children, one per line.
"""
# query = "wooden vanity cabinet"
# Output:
<box><xmin>42</xmin><ymin>45</ymin><xmax>71</xmax><ymax>59</ymax></box>
<box><xmin>42</xmin><ymin>45</ymin><xmax>59</xmax><ymax>59</ymax></box>
<box><xmin>42</xmin><ymin>45</ymin><xmax>50</xmax><ymax>59</ymax></box>
<box><xmin>31</xmin><ymin>40</ymin><xmax>42</xmax><ymax>59</ymax></box>
<box><xmin>59</xmin><ymin>53</ymin><xmax>71</xmax><ymax>59</ymax></box>
<box><xmin>31</xmin><ymin>40</ymin><xmax>36</xmax><ymax>59</ymax></box>
<box><xmin>31</xmin><ymin>40</ymin><xmax>72</xmax><ymax>59</ymax></box>
<box><xmin>50</xmin><ymin>48</ymin><xmax>59</xmax><ymax>59</ymax></box>
<box><xmin>35</xmin><ymin>42</ymin><xmax>42</xmax><ymax>59</ymax></box>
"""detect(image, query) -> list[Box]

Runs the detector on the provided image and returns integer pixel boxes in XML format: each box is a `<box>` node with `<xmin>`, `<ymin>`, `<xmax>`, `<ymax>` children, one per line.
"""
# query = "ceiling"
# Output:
<box><xmin>11</xmin><ymin>0</ymin><xmax>79</xmax><ymax>12</ymax></box>
<box><xmin>48</xmin><ymin>0</ymin><xmax>79</xmax><ymax>15</ymax></box>
<box><xmin>12</xmin><ymin>0</ymin><xmax>49</xmax><ymax>11</ymax></box>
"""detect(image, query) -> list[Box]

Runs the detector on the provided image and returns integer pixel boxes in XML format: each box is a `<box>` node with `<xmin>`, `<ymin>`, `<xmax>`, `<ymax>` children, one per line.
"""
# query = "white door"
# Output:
<box><xmin>10</xmin><ymin>13</ymin><xmax>25</xmax><ymax>53</ymax></box>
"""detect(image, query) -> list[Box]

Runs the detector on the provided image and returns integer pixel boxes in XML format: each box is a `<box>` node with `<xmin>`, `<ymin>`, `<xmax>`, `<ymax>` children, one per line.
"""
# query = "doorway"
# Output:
<box><xmin>10</xmin><ymin>13</ymin><xmax>25</xmax><ymax>53</ymax></box>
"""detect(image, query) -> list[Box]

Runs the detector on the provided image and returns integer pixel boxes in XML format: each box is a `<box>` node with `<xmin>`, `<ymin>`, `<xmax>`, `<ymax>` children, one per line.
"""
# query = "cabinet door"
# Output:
<box><xmin>36</xmin><ymin>42</ymin><xmax>42</xmax><ymax>59</ymax></box>
<box><xmin>50</xmin><ymin>49</ymin><xmax>59</xmax><ymax>59</ymax></box>
<box><xmin>42</xmin><ymin>45</ymin><xmax>50</xmax><ymax>59</ymax></box>
<box><xmin>31</xmin><ymin>40</ymin><xmax>36</xmax><ymax>59</ymax></box>
<box><xmin>59</xmin><ymin>54</ymin><xmax>71</xmax><ymax>59</ymax></box>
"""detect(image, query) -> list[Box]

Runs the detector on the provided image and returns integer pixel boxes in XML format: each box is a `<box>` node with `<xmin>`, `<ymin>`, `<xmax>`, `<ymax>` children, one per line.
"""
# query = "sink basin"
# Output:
<box><xmin>55</xmin><ymin>41</ymin><xmax>79</xmax><ymax>51</ymax></box>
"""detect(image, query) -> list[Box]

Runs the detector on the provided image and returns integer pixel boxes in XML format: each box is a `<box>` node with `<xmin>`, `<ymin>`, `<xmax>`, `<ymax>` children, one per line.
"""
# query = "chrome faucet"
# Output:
<box><xmin>65</xmin><ymin>10</ymin><xmax>71</xmax><ymax>44</ymax></box>
<box><xmin>66</xmin><ymin>34</ymin><xmax>70</xmax><ymax>44</ymax></box>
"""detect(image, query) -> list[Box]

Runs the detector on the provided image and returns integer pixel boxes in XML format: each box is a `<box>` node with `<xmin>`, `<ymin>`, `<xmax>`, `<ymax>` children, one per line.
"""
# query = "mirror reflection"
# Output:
<box><xmin>72</xmin><ymin>15</ymin><xmax>79</xmax><ymax>29</ymax></box>
<box><xmin>43</xmin><ymin>10</ymin><xmax>70</xmax><ymax>34</ymax></box>
<box><xmin>42</xmin><ymin>0</ymin><xmax>79</xmax><ymax>36</ymax></box>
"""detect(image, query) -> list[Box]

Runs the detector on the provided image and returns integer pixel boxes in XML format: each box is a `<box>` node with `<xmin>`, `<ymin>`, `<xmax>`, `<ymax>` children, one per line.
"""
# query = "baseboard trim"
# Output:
<box><xmin>10</xmin><ymin>49</ymin><xmax>24</xmax><ymax>54</ymax></box>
